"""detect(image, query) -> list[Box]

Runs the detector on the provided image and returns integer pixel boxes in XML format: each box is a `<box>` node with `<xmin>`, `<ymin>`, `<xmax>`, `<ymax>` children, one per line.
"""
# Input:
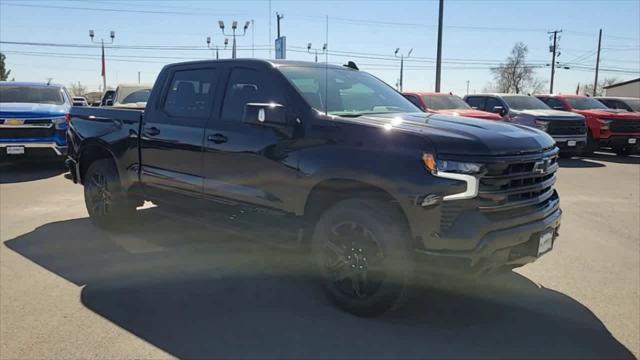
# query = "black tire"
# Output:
<box><xmin>84</xmin><ymin>159</ymin><xmax>138</xmax><ymax>229</ymax></box>
<box><xmin>311</xmin><ymin>198</ymin><xmax>413</xmax><ymax>317</ymax></box>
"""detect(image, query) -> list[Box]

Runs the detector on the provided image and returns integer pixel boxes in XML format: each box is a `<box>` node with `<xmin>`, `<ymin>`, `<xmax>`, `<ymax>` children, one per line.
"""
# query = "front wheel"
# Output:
<box><xmin>84</xmin><ymin>159</ymin><xmax>139</xmax><ymax>229</ymax></box>
<box><xmin>311</xmin><ymin>198</ymin><xmax>413</xmax><ymax>317</ymax></box>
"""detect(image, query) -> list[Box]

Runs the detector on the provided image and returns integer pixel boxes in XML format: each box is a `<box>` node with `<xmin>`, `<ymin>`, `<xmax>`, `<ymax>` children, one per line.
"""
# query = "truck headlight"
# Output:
<box><xmin>52</xmin><ymin>116</ymin><xmax>68</xmax><ymax>130</ymax></box>
<box><xmin>535</xmin><ymin>120</ymin><xmax>550</xmax><ymax>131</ymax></box>
<box><xmin>597</xmin><ymin>119</ymin><xmax>612</xmax><ymax>130</ymax></box>
<box><xmin>422</xmin><ymin>153</ymin><xmax>481</xmax><ymax>201</ymax></box>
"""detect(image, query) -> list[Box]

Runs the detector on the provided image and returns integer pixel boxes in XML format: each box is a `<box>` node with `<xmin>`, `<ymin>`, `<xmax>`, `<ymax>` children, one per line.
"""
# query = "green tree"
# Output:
<box><xmin>0</xmin><ymin>52</ymin><xmax>11</xmax><ymax>81</ymax></box>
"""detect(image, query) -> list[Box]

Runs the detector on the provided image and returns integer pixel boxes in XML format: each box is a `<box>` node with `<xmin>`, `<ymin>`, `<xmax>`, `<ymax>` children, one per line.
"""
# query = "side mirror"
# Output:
<box><xmin>105</xmin><ymin>99</ymin><xmax>114</xmax><ymax>106</ymax></box>
<box><xmin>244</xmin><ymin>103</ymin><xmax>288</xmax><ymax>127</ymax></box>
<box><xmin>492</xmin><ymin>105</ymin><xmax>507</xmax><ymax>116</ymax></box>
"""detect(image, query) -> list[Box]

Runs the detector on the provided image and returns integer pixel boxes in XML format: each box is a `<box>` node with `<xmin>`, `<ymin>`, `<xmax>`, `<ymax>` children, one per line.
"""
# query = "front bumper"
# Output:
<box><xmin>552</xmin><ymin>135</ymin><xmax>587</xmax><ymax>152</ymax></box>
<box><xmin>414</xmin><ymin>206</ymin><xmax>561</xmax><ymax>275</ymax></box>
<box><xmin>598</xmin><ymin>134</ymin><xmax>639</xmax><ymax>150</ymax></box>
<box><xmin>0</xmin><ymin>142</ymin><xmax>67</xmax><ymax>156</ymax></box>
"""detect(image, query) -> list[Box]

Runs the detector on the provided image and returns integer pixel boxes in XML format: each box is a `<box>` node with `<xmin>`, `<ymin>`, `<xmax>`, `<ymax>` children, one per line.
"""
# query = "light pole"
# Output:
<box><xmin>89</xmin><ymin>29</ymin><xmax>115</xmax><ymax>93</ymax></box>
<box><xmin>219</xmin><ymin>20</ymin><xmax>250</xmax><ymax>59</ymax></box>
<box><xmin>307</xmin><ymin>42</ymin><xmax>327</xmax><ymax>62</ymax></box>
<box><xmin>206</xmin><ymin>36</ymin><xmax>227</xmax><ymax>59</ymax></box>
<box><xmin>394</xmin><ymin>48</ymin><xmax>412</xmax><ymax>92</ymax></box>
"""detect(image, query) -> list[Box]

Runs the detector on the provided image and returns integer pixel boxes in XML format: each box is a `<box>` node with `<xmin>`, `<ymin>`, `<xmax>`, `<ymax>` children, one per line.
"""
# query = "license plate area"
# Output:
<box><xmin>567</xmin><ymin>140</ymin><xmax>576</xmax><ymax>147</ymax></box>
<box><xmin>6</xmin><ymin>146</ymin><xmax>25</xmax><ymax>155</ymax></box>
<box><xmin>628</xmin><ymin>138</ymin><xmax>637</xmax><ymax>144</ymax></box>
<box><xmin>537</xmin><ymin>229</ymin><xmax>554</xmax><ymax>256</ymax></box>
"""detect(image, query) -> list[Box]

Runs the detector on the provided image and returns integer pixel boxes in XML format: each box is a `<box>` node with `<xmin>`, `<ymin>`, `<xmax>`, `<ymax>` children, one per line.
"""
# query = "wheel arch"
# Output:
<box><xmin>78</xmin><ymin>140</ymin><xmax>119</xmax><ymax>185</ymax></box>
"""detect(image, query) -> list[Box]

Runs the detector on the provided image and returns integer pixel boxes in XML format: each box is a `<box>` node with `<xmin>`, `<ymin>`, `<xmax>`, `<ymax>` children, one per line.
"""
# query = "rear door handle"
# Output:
<box><xmin>208</xmin><ymin>133</ymin><xmax>228</xmax><ymax>144</ymax></box>
<box><xmin>144</xmin><ymin>126</ymin><xmax>161</xmax><ymax>137</ymax></box>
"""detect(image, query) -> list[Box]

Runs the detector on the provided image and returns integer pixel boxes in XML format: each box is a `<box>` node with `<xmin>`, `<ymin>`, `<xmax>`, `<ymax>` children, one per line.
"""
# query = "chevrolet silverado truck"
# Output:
<box><xmin>0</xmin><ymin>81</ymin><xmax>71</xmax><ymax>158</ymax></box>
<box><xmin>596</xmin><ymin>97</ymin><xmax>640</xmax><ymax>113</ymax></box>
<box><xmin>403</xmin><ymin>92</ymin><xmax>502</xmax><ymax>121</ymax></box>
<box><xmin>536</xmin><ymin>94</ymin><xmax>640</xmax><ymax>155</ymax></box>
<box><xmin>464</xmin><ymin>93</ymin><xmax>587</xmax><ymax>156</ymax></box>
<box><xmin>66</xmin><ymin>60</ymin><xmax>562</xmax><ymax>316</ymax></box>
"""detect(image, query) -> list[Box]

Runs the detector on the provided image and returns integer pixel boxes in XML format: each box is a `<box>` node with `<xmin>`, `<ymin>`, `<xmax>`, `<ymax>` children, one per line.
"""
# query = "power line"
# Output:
<box><xmin>0</xmin><ymin>1</ymin><xmax>241</xmax><ymax>16</ymax></box>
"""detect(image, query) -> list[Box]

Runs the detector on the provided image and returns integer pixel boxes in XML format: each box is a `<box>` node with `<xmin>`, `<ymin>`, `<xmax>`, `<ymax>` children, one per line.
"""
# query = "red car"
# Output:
<box><xmin>536</xmin><ymin>94</ymin><xmax>640</xmax><ymax>155</ymax></box>
<box><xmin>403</xmin><ymin>92</ymin><xmax>502</xmax><ymax>120</ymax></box>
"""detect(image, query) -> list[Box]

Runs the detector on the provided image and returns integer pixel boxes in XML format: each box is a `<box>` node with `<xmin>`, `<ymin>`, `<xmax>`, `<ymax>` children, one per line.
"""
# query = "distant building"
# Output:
<box><xmin>604</xmin><ymin>78</ymin><xmax>640</xmax><ymax>97</ymax></box>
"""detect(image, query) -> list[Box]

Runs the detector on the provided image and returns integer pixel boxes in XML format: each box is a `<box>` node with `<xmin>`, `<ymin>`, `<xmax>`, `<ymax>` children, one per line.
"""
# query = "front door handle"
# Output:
<box><xmin>208</xmin><ymin>133</ymin><xmax>228</xmax><ymax>144</ymax></box>
<box><xmin>144</xmin><ymin>126</ymin><xmax>161</xmax><ymax>137</ymax></box>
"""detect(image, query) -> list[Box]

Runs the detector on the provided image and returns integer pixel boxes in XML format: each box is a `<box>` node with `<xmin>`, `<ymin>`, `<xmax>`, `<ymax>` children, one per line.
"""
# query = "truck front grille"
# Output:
<box><xmin>546</xmin><ymin>120</ymin><xmax>586</xmax><ymax>135</ymax></box>
<box><xmin>608</xmin><ymin>119</ymin><xmax>640</xmax><ymax>133</ymax></box>
<box><xmin>0</xmin><ymin>127</ymin><xmax>56</xmax><ymax>139</ymax></box>
<box><xmin>477</xmin><ymin>148</ymin><xmax>559</xmax><ymax>213</ymax></box>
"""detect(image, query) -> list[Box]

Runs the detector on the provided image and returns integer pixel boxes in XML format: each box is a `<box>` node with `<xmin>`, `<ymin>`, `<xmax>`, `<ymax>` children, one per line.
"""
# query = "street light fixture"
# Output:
<box><xmin>395</xmin><ymin>48</ymin><xmax>412</xmax><ymax>92</ymax></box>
<box><xmin>218</xmin><ymin>19</ymin><xmax>251</xmax><ymax>59</ymax></box>
<box><xmin>89</xmin><ymin>29</ymin><xmax>115</xmax><ymax>94</ymax></box>
<box><xmin>307</xmin><ymin>42</ymin><xmax>328</xmax><ymax>62</ymax></box>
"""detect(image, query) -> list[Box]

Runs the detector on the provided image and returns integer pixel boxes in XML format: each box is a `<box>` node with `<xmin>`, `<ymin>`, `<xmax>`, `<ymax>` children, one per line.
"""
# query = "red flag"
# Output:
<box><xmin>101</xmin><ymin>43</ymin><xmax>105</xmax><ymax>77</ymax></box>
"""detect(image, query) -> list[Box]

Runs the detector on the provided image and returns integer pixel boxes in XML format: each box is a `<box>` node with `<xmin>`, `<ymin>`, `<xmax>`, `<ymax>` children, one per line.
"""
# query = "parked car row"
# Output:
<box><xmin>403</xmin><ymin>91</ymin><xmax>640</xmax><ymax>156</ymax></box>
<box><xmin>0</xmin><ymin>82</ymin><xmax>152</xmax><ymax>157</ymax></box>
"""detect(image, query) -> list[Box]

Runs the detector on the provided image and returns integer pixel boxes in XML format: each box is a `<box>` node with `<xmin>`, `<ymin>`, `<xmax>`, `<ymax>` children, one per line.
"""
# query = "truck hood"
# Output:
<box><xmin>434</xmin><ymin>108</ymin><xmax>502</xmax><ymax>120</ymax></box>
<box><xmin>512</xmin><ymin>108</ymin><xmax>584</xmax><ymax>119</ymax></box>
<box><xmin>337</xmin><ymin>112</ymin><xmax>555</xmax><ymax>156</ymax></box>
<box><xmin>572</xmin><ymin>108</ymin><xmax>640</xmax><ymax>120</ymax></box>
<box><xmin>0</xmin><ymin>103</ymin><xmax>69</xmax><ymax>118</ymax></box>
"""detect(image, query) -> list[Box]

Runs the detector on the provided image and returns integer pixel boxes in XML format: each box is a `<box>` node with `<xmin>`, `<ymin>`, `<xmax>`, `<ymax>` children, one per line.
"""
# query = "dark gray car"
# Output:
<box><xmin>464</xmin><ymin>94</ymin><xmax>587</xmax><ymax>155</ymax></box>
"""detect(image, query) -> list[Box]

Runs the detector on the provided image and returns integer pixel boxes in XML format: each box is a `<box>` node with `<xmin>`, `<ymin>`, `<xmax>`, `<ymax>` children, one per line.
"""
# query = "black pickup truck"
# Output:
<box><xmin>66</xmin><ymin>59</ymin><xmax>561</xmax><ymax>316</ymax></box>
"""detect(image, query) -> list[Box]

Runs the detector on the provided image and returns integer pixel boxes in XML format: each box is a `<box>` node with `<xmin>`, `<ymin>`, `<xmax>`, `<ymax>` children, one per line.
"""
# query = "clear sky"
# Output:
<box><xmin>1</xmin><ymin>0</ymin><xmax>638</xmax><ymax>95</ymax></box>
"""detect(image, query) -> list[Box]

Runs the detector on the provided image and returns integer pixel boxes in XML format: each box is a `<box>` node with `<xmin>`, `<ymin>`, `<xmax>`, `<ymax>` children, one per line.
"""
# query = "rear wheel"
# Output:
<box><xmin>84</xmin><ymin>159</ymin><xmax>139</xmax><ymax>229</ymax></box>
<box><xmin>311</xmin><ymin>198</ymin><xmax>413</xmax><ymax>317</ymax></box>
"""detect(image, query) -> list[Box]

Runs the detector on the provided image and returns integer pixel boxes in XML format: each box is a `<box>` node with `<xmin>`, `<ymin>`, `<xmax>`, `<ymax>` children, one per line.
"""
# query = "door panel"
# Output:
<box><xmin>140</xmin><ymin>67</ymin><xmax>219</xmax><ymax>195</ymax></box>
<box><xmin>203</xmin><ymin>66</ymin><xmax>299</xmax><ymax>212</ymax></box>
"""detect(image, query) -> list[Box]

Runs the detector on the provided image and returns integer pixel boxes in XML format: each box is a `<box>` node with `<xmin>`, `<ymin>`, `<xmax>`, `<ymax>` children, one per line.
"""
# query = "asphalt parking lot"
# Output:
<box><xmin>1</xmin><ymin>154</ymin><xmax>638</xmax><ymax>359</ymax></box>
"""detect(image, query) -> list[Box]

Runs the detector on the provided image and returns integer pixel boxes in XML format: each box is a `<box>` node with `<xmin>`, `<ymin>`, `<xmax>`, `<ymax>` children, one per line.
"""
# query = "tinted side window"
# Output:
<box><xmin>465</xmin><ymin>96</ymin><xmax>485</xmax><ymax>110</ymax></box>
<box><xmin>404</xmin><ymin>95</ymin><xmax>423</xmax><ymax>109</ymax></box>
<box><xmin>222</xmin><ymin>68</ymin><xmax>281</xmax><ymax>121</ymax></box>
<box><xmin>544</xmin><ymin>98</ymin><xmax>565</xmax><ymax>109</ymax></box>
<box><xmin>163</xmin><ymin>68</ymin><xmax>217</xmax><ymax>120</ymax></box>
<box><xmin>485</xmin><ymin>97</ymin><xmax>503</xmax><ymax>112</ymax></box>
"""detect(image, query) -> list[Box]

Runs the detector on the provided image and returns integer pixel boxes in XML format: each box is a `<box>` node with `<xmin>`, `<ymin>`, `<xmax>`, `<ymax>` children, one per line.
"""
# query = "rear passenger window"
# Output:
<box><xmin>164</xmin><ymin>69</ymin><xmax>217</xmax><ymax>119</ymax></box>
<box><xmin>221</xmin><ymin>68</ymin><xmax>281</xmax><ymax>121</ymax></box>
<box><xmin>544</xmin><ymin>98</ymin><xmax>564</xmax><ymax>109</ymax></box>
<box><xmin>465</xmin><ymin>97</ymin><xmax>485</xmax><ymax>110</ymax></box>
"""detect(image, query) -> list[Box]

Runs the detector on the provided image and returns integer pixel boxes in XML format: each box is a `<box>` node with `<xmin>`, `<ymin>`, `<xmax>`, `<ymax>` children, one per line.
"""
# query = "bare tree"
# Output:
<box><xmin>582</xmin><ymin>78</ymin><xmax>619</xmax><ymax>96</ymax></box>
<box><xmin>69</xmin><ymin>82</ymin><xmax>88</xmax><ymax>97</ymax></box>
<box><xmin>0</xmin><ymin>52</ymin><xmax>11</xmax><ymax>81</ymax></box>
<box><xmin>491</xmin><ymin>42</ymin><xmax>546</xmax><ymax>94</ymax></box>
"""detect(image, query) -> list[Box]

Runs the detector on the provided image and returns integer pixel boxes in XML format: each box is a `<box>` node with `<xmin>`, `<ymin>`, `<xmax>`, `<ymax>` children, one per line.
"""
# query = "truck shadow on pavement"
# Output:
<box><xmin>0</xmin><ymin>159</ymin><xmax>66</xmax><ymax>184</ymax></box>
<box><xmin>4</xmin><ymin>211</ymin><xmax>635</xmax><ymax>359</ymax></box>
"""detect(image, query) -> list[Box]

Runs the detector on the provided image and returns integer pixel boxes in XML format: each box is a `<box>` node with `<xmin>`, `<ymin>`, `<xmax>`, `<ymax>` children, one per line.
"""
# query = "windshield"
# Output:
<box><xmin>502</xmin><ymin>96</ymin><xmax>550</xmax><ymax>110</ymax></box>
<box><xmin>423</xmin><ymin>95</ymin><xmax>471</xmax><ymax>110</ymax></box>
<box><xmin>121</xmin><ymin>89</ymin><xmax>151</xmax><ymax>104</ymax></box>
<box><xmin>0</xmin><ymin>85</ymin><xmax>65</xmax><ymax>105</ymax></box>
<box><xmin>566</xmin><ymin>97</ymin><xmax>608</xmax><ymax>110</ymax></box>
<box><xmin>278</xmin><ymin>66</ymin><xmax>419</xmax><ymax>116</ymax></box>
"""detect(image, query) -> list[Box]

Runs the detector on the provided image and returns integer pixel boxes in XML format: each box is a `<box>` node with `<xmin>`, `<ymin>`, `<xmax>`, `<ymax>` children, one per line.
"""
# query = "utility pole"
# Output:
<box><xmin>89</xmin><ymin>30</ymin><xmax>115</xmax><ymax>93</ymax></box>
<box><xmin>268</xmin><ymin>0</ymin><xmax>272</xmax><ymax>58</ymax></box>
<box><xmin>138</xmin><ymin>72</ymin><xmax>140</xmax><ymax>84</ymax></box>
<box><xmin>593</xmin><ymin>29</ymin><xmax>603</xmax><ymax>96</ymax></box>
<box><xmin>206</xmin><ymin>36</ymin><xmax>225</xmax><ymax>59</ymax></box>
<box><xmin>395</xmin><ymin>48</ymin><xmax>412</xmax><ymax>92</ymax></box>
<box><xmin>219</xmin><ymin>20</ymin><xmax>250</xmax><ymax>59</ymax></box>
<box><xmin>276</xmin><ymin>12</ymin><xmax>284</xmax><ymax>38</ymax></box>
<box><xmin>435</xmin><ymin>0</ymin><xmax>444</xmax><ymax>92</ymax></box>
<box><xmin>548</xmin><ymin>29</ymin><xmax>562</xmax><ymax>93</ymax></box>
<box><xmin>466</xmin><ymin>80</ymin><xmax>470</xmax><ymax>95</ymax></box>
<box><xmin>251</xmin><ymin>19</ymin><xmax>255</xmax><ymax>57</ymax></box>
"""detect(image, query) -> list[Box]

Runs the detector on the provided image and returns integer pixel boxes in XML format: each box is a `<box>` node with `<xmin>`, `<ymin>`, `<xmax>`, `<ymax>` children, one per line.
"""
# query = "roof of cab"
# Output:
<box><xmin>0</xmin><ymin>81</ymin><xmax>65</xmax><ymax>88</ymax></box>
<box><xmin>162</xmin><ymin>58</ymin><xmax>354</xmax><ymax>71</ymax></box>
